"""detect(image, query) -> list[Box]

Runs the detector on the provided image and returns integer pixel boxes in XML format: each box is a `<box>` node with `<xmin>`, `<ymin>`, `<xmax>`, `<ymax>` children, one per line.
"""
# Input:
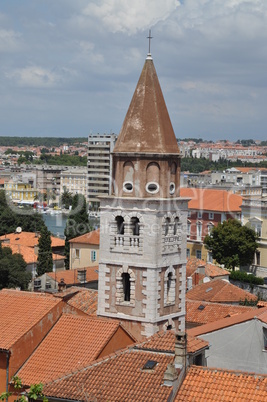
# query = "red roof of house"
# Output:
<box><xmin>0</xmin><ymin>232</ymin><xmax>64</xmax><ymax>248</ymax></box>
<box><xmin>175</xmin><ymin>366</ymin><xmax>267</xmax><ymax>401</ymax></box>
<box><xmin>186</xmin><ymin>258</ymin><xmax>229</xmax><ymax>282</ymax></box>
<box><xmin>180</xmin><ymin>188</ymin><xmax>242</xmax><ymax>212</ymax></box>
<box><xmin>187</xmin><ymin>306</ymin><xmax>267</xmax><ymax>337</ymax></box>
<box><xmin>2</xmin><ymin>243</ymin><xmax>64</xmax><ymax>264</ymax></box>
<box><xmin>186</xmin><ymin>278</ymin><xmax>257</xmax><ymax>303</ymax></box>
<box><xmin>69</xmin><ymin>229</ymin><xmax>100</xmax><ymax>245</ymax></box>
<box><xmin>54</xmin><ymin>287</ymin><xmax>98</xmax><ymax>316</ymax></box>
<box><xmin>135</xmin><ymin>329</ymin><xmax>209</xmax><ymax>355</ymax></box>
<box><xmin>42</xmin><ymin>348</ymin><xmax>175</xmax><ymax>401</ymax></box>
<box><xmin>47</xmin><ymin>266</ymin><xmax>98</xmax><ymax>285</ymax></box>
<box><xmin>186</xmin><ymin>300</ymin><xmax>256</xmax><ymax>326</ymax></box>
<box><xmin>0</xmin><ymin>289</ymin><xmax>61</xmax><ymax>350</ymax></box>
<box><xmin>17</xmin><ymin>314</ymin><xmax>134</xmax><ymax>386</ymax></box>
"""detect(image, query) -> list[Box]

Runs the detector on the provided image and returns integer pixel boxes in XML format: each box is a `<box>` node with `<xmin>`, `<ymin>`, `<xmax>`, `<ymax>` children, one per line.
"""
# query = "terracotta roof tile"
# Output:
<box><xmin>135</xmin><ymin>330</ymin><xmax>209</xmax><ymax>355</ymax></box>
<box><xmin>186</xmin><ymin>258</ymin><xmax>229</xmax><ymax>283</ymax></box>
<box><xmin>2</xmin><ymin>243</ymin><xmax>64</xmax><ymax>264</ymax></box>
<box><xmin>0</xmin><ymin>289</ymin><xmax>61</xmax><ymax>350</ymax></box>
<box><xmin>69</xmin><ymin>229</ymin><xmax>100</xmax><ymax>245</ymax></box>
<box><xmin>54</xmin><ymin>287</ymin><xmax>98</xmax><ymax>316</ymax></box>
<box><xmin>47</xmin><ymin>266</ymin><xmax>98</xmax><ymax>285</ymax></box>
<box><xmin>186</xmin><ymin>279</ymin><xmax>257</xmax><ymax>303</ymax></box>
<box><xmin>180</xmin><ymin>188</ymin><xmax>242</xmax><ymax>212</ymax></box>
<box><xmin>0</xmin><ymin>232</ymin><xmax>64</xmax><ymax>248</ymax></box>
<box><xmin>17</xmin><ymin>314</ymin><xmax>128</xmax><ymax>386</ymax></box>
<box><xmin>175</xmin><ymin>366</ymin><xmax>267</xmax><ymax>401</ymax></box>
<box><xmin>43</xmin><ymin>349</ymin><xmax>175</xmax><ymax>401</ymax></box>
<box><xmin>188</xmin><ymin>306</ymin><xmax>267</xmax><ymax>337</ymax></box>
<box><xmin>186</xmin><ymin>300</ymin><xmax>256</xmax><ymax>326</ymax></box>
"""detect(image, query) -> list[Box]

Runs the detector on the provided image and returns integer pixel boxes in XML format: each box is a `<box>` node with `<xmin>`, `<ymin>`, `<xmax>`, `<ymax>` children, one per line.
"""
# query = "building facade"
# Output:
<box><xmin>97</xmin><ymin>52</ymin><xmax>188</xmax><ymax>341</ymax></box>
<box><xmin>87</xmin><ymin>134</ymin><xmax>117</xmax><ymax>209</ymax></box>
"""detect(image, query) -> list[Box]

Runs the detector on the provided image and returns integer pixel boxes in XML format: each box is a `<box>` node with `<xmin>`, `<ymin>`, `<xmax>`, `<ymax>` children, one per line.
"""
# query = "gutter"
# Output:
<box><xmin>5</xmin><ymin>350</ymin><xmax>10</xmax><ymax>402</ymax></box>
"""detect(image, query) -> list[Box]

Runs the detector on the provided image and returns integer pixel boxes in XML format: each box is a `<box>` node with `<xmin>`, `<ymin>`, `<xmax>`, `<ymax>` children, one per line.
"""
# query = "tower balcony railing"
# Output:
<box><xmin>111</xmin><ymin>234</ymin><xmax>142</xmax><ymax>254</ymax></box>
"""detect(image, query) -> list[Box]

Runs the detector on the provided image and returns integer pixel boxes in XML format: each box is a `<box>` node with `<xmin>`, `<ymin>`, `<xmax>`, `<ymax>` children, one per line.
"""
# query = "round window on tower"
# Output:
<box><xmin>123</xmin><ymin>182</ymin><xmax>133</xmax><ymax>192</ymax></box>
<box><xmin>146</xmin><ymin>182</ymin><xmax>159</xmax><ymax>194</ymax></box>
<box><xmin>170</xmin><ymin>182</ymin><xmax>175</xmax><ymax>195</ymax></box>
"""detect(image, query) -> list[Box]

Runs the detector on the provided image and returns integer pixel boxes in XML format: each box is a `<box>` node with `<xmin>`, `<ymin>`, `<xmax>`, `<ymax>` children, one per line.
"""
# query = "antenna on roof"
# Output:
<box><xmin>146</xmin><ymin>29</ymin><xmax>153</xmax><ymax>59</ymax></box>
<box><xmin>16</xmin><ymin>227</ymin><xmax>22</xmax><ymax>234</ymax></box>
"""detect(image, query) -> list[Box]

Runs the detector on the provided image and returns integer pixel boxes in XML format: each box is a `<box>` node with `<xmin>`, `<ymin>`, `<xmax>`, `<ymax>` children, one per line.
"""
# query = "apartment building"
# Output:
<box><xmin>241</xmin><ymin>195</ymin><xmax>267</xmax><ymax>275</ymax></box>
<box><xmin>180</xmin><ymin>188</ymin><xmax>242</xmax><ymax>262</ymax></box>
<box><xmin>87</xmin><ymin>134</ymin><xmax>117</xmax><ymax>209</ymax></box>
<box><xmin>60</xmin><ymin>167</ymin><xmax>87</xmax><ymax>198</ymax></box>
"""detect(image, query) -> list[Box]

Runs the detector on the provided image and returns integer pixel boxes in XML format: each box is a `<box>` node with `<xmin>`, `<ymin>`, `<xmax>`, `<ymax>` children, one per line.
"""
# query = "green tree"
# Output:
<box><xmin>0</xmin><ymin>190</ymin><xmax>46</xmax><ymax>236</ymax></box>
<box><xmin>204</xmin><ymin>219</ymin><xmax>258</xmax><ymax>270</ymax></box>
<box><xmin>0</xmin><ymin>242</ymin><xmax>31</xmax><ymax>290</ymax></box>
<box><xmin>60</xmin><ymin>187</ymin><xmax>73</xmax><ymax>209</ymax></box>
<box><xmin>0</xmin><ymin>376</ymin><xmax>48</xmax><ymax>402</ymax></box>
<box><xmin>36</xmin><ymin>226</ymin><xmax>53</xmax><ymax>276</ymax></box>
<box><xmin>64</xmin><ymin>194</ymin><xmax>91</xmax><ymax>269</ymax></box>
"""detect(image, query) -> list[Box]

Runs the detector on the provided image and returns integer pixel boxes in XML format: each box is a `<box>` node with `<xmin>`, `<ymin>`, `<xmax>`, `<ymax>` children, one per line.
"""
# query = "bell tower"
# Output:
<box><xmin>97</xmin><ymin>48</ymin><xmax>188</xmax><ymax>341</ymax></box>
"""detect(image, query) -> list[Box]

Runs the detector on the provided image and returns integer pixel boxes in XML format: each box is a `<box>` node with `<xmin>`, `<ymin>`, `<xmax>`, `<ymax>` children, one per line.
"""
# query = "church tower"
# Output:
<box><xmin>97</xmin><ymin>48</ymin><xmax>188</xmax><ymax>341</ymax></box>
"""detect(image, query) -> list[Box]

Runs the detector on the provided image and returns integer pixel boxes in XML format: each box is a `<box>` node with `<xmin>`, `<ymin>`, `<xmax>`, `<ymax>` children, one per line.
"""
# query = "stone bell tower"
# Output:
<box><xmin>97</xmin><ymin>49</ymin><xmax>188</xmax><ymax>341</ymax></box>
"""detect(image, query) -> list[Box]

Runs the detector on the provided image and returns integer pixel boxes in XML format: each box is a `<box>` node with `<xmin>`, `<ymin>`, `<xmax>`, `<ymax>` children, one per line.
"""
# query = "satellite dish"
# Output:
<box><xmin>16</xmin><ymin>227</ymin><xmax>22</xmax><ymax>233</ymax></box>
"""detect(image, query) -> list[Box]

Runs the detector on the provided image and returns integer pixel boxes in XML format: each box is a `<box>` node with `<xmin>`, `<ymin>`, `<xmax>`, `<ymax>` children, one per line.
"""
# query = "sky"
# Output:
<box><xmin>1</xmin><ymin>0</ymin><xmax>267</xmax><ymax>141</ymax></box>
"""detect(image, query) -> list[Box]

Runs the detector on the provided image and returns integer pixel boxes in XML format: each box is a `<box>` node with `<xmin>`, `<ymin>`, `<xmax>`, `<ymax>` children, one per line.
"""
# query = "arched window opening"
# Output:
<box><xmin>123</xmin><ymin>161</ymin><xmax>134</xmax><ymax>193</ymax></box>
<box><xmin>165</xmin><ymin>217</ymin><xmax>171</xmax><ymax>236</ymax></box>
<box><xmin>146</xmin><ymin>162</ymin><xmax>160</xmax><ymax>194</ymax></box>
<box><xmin>167</xmin><ymin>272</ymin><xmax>172</xmax><ymax>296</ymax></box>
<box><xmin>122</xmin><ymin>273</ymin><xmax>130</xmax><ymax>301</ymax></box>
<box><xmin>131</xmin><ymin>217</ymin><xmax>140</xmax><ymax>236</ymax></box>
<box><xmin>171</xmin><ymin>162</ymin><xmax>177</xmax><ymax>175</ymax></box>
<box><xmin>116</xmin><ymin>216</ymin><xmax>124</xmax><ymax>235</ymax></box>
<box><xmin>173</xmin><ymin>217</ymin><xmax>179</xmax><ymax>235</ymax></box>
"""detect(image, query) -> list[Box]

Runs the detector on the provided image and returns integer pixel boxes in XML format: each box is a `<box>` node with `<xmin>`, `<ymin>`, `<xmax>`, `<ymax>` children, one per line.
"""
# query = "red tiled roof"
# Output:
<box><xmin>47</xmin><ymin>266</ymin><xmax>98</xmax><ymax>285</ymax></box>
<box><xmin>2</xmin><ymin>243</ymin><xmax>64</xmax><ymax>264</ymax></box>
<box><xmin>187</xmin><ymin>306</ymin><xmax>267</xmax><ymax>337</ymax></box>
<box><xmin>135</xmin><ymin>330</ymin><xmax>209</xmax><ymax>355</ymax></box>
<box><xmin>186</xmin><ymin>300</ymin><xmax>256</xmax><ymax>326</ymax></box>
<box><xmin>54</xmin><ymin>287</ymin><xmax>98</xmax><ymax>316</ymax></box>
<box><xmin>42</xmin><ymin>349</ymin><xmax>175</xmax><ymax>401</ymax></box>
<box><xmin>0</xmin><ymin>289</ymin><xmax>61</xmax><ymax>350</ymax></box>
<box><xmin>175</xmin><ymin>366</ymin><xmax>267</xmax><ymax>401</ymax></box>
<box><xmin>69</xmin><ymin>229</ymin><xmax>100</xmax><ymax>245</ymax></box>
<box><xmin>186</xmin><ymin>258</ymin><xmax>229</xmax><ymax>280</ymax></box>
<box><xmin>17</xmin><ymin>314</ymin><xmax>130</xmax><ymax>386</ymax></box>
<box><xmin>180</xmin><ymin>188</ymin><xmax>242</xmax><ymax>212</ymax></box>
<box><xmin>186</xmin><ymin>279</ymin><xmax>257</xmax><ymax>303</ymax></box>
<box><xmin>0</xmin><ymin>232</ymin><xmax>64</xmax><ymax>248</ymax></box>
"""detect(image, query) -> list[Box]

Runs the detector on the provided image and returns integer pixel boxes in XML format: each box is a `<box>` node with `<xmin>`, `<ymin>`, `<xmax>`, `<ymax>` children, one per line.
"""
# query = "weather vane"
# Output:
<box><xmin>147</xmin><ymin>29</ymin><xmax>153</xmax><ymax>54</ymax></box>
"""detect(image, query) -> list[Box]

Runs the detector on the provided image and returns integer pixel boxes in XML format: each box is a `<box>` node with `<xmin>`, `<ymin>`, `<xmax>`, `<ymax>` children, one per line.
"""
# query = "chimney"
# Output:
<box><xmin>197</xmin><ymin>264</ymin><xmax>206</xmax><ymax>275</ymax></box>
<box><xmin>187</xmin><ymin>277</ymin><xmax>193</xmax><ymax>291</ymax></box>
<box><xmin>163</xmin><ymin>363</ymin><xmax>178</xmax><ymax>387</ymax></box>
<box><xmin>58</xmin><ymin>278</ymin><xmax>66</xmax><ymax>292</ymax></box>
<box><xmin>174</xmin><ymin>331</ymin><xmax>187</xmax><ymax>369</ymax></box>
<box><xmin>194</xmin><ymin>272</ymin><xmax>199</xmax><ymax>285</ymax></box>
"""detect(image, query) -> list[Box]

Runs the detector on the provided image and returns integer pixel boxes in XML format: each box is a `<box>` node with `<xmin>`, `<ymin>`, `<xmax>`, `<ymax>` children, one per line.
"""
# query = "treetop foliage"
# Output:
<box><xmin>0</xmin><ymin>190</ymin><xmax>46</xmax><ymax>236</ymax></box>
<box><xmin>0</xmin><ymin>242</ymin><xmax>31</xmax><ymax>290</ymax></box>
<box><xmin>204</xmin><ymin>219</ymin><xmax>258</xmax><ymax>270</ymax></box>
<box><xmin>0</xmin><ymin>136</ymin><xmax>87</xmax><ymax>147</ymax></box>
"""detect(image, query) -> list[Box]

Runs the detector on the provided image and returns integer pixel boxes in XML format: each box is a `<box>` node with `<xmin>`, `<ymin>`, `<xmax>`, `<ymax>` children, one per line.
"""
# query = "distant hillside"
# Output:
<box><xmin>0</xmin><ymin>137</ymin><xmax>88</xmax><ymax>147</ymax></box>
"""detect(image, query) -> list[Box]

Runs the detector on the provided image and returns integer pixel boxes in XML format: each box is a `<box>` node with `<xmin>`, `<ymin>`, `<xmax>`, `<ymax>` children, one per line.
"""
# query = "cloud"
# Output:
<box><xmin>0</xmin><ymin>29</ymin><xmax>22</xmax><ymax>52</ymax></box>
<box><xmin>82</xmin><ymin>0</ymin><xmax>179</xmax><ymax>34</ymax></box>
<box><xmin>6</xmin><ymin>66</ymin><xmax>62</xmax><ymax>88</ymax></box>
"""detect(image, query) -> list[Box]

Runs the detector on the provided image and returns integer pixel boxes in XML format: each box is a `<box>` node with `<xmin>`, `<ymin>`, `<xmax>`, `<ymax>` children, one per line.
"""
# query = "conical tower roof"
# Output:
<box><xmin>113</xmin><ymin>54</ymin><xmax>180</xmax><ymax>155</ymax></box>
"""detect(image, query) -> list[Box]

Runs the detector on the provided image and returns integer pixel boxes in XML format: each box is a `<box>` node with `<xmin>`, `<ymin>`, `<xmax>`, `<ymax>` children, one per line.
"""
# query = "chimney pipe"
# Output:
<box><xmin>174</xmin><ymin>331</ymin><xmax>187</xmax><ymax>369</ymax></box>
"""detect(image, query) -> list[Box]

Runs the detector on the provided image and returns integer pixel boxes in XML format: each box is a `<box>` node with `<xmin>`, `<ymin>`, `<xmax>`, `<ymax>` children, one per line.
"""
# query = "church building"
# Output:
<box><xmin>97</xmin><ymin>47</ymin><xmax>189</xmax><ymax>341</ymax></box>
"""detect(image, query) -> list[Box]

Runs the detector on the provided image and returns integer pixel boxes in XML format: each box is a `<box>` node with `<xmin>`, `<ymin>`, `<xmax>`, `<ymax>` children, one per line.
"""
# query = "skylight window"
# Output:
<box><xmin>205</xmin><ymin>287</ymin><xmax>213</xmax><ymax>293</ymax></box>
<box><xmin>198</xmin><ymin>304</ymin><xmax>205</xmax><ymax>310</ymax></box>
<box><xmin>143</xmin><ymin>360</ymin><xmax>157</xmax><ymax>370</ymax></box>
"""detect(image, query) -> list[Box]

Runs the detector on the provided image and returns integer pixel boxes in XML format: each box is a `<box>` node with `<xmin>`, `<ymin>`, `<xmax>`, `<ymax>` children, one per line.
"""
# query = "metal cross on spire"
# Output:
<box><xmin>147</xmin><ymin>29</ymin><xmax>153</xmax><ymax>54</ymax></box>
